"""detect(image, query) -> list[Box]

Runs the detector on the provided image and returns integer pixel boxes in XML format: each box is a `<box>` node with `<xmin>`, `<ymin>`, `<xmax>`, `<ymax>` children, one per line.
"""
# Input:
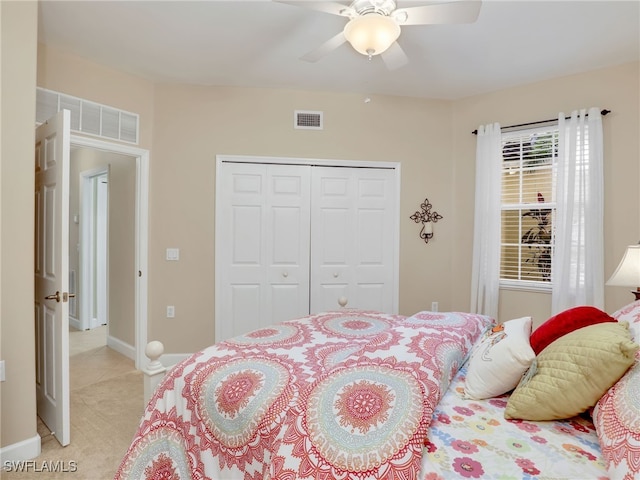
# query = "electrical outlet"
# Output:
<box><xmin>166</xmin><ymin>306</ymin><xmax>175</xmax><ymax>318</ymax></box>
<box><xmin>431</xmin><ymin>301</ymin><xmax>439</xmax><ymax>312</ymax></box>
<box><xmin>0</xmin><ymin>360</ymin><xmax>5</xmax><ymax>382</ymax></box>
<box><xmin>166</xmin><ymin>248</ymin><xmax>180</xmax><ymax>261</ymax></box>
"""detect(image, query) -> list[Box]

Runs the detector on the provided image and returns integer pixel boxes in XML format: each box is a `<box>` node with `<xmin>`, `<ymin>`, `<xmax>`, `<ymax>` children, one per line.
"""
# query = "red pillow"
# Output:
<box><xmin>530</xmin><ymin>306</ymin><xmax>616</xmax><ymax>354</ymax></box>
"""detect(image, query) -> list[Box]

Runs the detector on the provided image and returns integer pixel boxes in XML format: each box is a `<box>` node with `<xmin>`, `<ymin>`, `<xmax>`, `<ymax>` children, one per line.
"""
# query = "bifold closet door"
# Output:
<box><xmin>217</xmin><ymin>162</ymin><xmax>311</xmax><ymax>341</ymax></box>
<box><xmin>310</xmin><ymin>166</ymin><xmax>396</xmax><ymax>314</ymax></box>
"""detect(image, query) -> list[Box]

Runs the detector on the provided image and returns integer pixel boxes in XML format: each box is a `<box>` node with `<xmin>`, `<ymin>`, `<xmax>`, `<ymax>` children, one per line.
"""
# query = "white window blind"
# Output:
<box><xmin>500</xmin><ymin>127</ymin><xmax>558</xmax><ymax>287</ymax></box>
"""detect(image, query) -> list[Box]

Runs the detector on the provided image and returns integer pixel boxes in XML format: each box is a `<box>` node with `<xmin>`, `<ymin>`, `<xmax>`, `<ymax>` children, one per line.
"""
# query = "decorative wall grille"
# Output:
<box><xmin>36</xmin><ymin>87</ymin><xmax>139</xmax><ymax>144</ymax></box>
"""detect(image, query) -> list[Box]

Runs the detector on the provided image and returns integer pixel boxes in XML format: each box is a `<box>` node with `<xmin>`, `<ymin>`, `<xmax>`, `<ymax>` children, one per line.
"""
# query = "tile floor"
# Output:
<box><xmin>68</xmin><ymin>325</ymin><xmax>136</xmax><ymax>390</ymax></box>
<box><xmin>3</xmin><ymin>326</ymin><xmax>144</xmax><ymax>479</ymax></box>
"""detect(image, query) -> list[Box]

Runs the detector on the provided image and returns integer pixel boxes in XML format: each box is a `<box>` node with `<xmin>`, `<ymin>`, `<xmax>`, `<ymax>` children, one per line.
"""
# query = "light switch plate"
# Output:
<box><xmin>0</xmin><ymin>360</ymin><xmax>5</xmax><ymax>382</ymax></box>
<box><xmin>166</xmin><ymin>248</ymin><xmax>180</xmax><ymax>261</ymax></box>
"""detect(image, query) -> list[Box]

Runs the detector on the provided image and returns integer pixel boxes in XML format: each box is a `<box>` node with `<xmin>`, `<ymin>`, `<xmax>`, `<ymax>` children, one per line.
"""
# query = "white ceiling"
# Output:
<box><xmin>37</xmin><ymin>0</ymin><xmax>640</xmax><ymax>100</ymax></box>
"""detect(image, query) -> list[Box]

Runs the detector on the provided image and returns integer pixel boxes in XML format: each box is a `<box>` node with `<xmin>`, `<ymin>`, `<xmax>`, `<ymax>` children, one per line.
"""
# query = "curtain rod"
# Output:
<box><xmin>471</xmin><ymin>109</ymin><xmax>611</xmax><ymax>135</ymax></box>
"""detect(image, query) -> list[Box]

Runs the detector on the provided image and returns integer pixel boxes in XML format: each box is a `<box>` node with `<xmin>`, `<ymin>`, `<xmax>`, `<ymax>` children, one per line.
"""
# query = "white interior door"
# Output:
<box><xmin>95</xmin><ymin>173</ymin><xmax>109</xmax><ymax>328</ymax></box>
<box><xmin>310</xmin><ymin>167</ymin><xmax>396</xmax><ymax>313</ymax></box>
<box><xmin>34</xmin><ymin>110</ymin><xmax>71</xmax><ymax>446</ymax></box>
<box><xmin>216</xmin><ymin>162</ymin><xmax>311</xmax><ymax>341</ymax></box>
<box><xmin>79</xmin><ymin>167</ymin><xmax>110</xmax><ymax>331</ymax></box>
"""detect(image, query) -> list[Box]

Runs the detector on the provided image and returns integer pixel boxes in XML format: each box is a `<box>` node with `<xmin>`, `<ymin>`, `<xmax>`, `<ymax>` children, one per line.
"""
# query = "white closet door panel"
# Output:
<box><xmin>266</xmin><ymin>166</ymin><xmax>311</xmax><ymax>321</ymax></box>
<box><xmin>311</xmin><ymin>168</ymin><xmax>355</xmax><ymax>312</ymax></box>
<box><xmin>355</xmin><ymin>209</ymin><xmax>390</xmax><ymax>278</ymax></box>
<box><xmin>354</xmin><ymin>173</ymin><xmax>395</xmax><ymax>310</ymax></box>
<box><xmin>267</xmin><ymin>206</ymin><xmax>306</xmax><ymax>285</ymax></box>
<box><xmin>230</xmin><ymin>285</ymin><xmax>263</xmax><ymax>335</ymax></box>
<box><xmin>217</xmin><ymin>162</ymin><xmax>310</xmax><ymax>341</ymax></box>
<box><xmin>271</xmin><ymin>207</ymin><xmax>303</xmax><ymax>264</ymax></box>
<box><xmin>357</xmin><ymin>209</ymin><xmax>385</xmax><ymax>264</ymax></box>
<box><xmin>218</xmin><ymin>163</ymin><xmax>267</xmax><ymax>340</ymax></box>
<box><xmin>226</xmin><ymin>204</ymin><xmax>263</xmax><ymax>286</ymax></box>
<box><xmin>311</xmin><ymin>167</ymin><xmax>395</xmax><ymax>313</ymax></box>
<box><xmin>355</xmin><ymin>284</ymin><xmax>386</xmax><ymax>312</ymax></box>
<box><xmin>317</xmin><ymin>208</ymin><xmax>350</xmax><ymax>265</ymax></box>
<box><xmin>270</xmin><ymin>285</ymin><xmax>305</xmax><ymax>324</ymax></box>
<box><xmin>231</xmin><ymin>206</ymin><xmax>262</xmax><ymax>263</ymax></box>
<box><xmin>315</xmin><ymin>283</ymin><xmax>349</xmax><ymax>312</ymax></box>
<box><xmin>311</xmin><ymin>170</ymin><xmax>353</xmax><ymax>313</ymax></box>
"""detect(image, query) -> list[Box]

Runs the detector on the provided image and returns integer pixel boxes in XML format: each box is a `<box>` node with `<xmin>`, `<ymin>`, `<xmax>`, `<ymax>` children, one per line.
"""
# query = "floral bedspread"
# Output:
<box><xmin>420</xmin><ymin>365</ymin><xmax>609</xmax><ymax>480</ymax></box>
<box><xmin>115</xmin><ymin>310</ymin><xmax>493</xmax><ymax>480</ymax></box>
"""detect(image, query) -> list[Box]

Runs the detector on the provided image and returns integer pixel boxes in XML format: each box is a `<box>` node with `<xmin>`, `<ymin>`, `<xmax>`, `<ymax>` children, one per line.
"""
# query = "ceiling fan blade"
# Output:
<box><xmin>301</xmin><ymin>31</ymin><xmax>347</xmax><ymax>62</ymax></box>
<box><xmin>381</xmin><ymin>41</ymin><xmax>409</xmax><ymax>70</ymax></box>
<box><xmin>393</xmin><ymin>1</ymin><xmax>482</xmax><ymax>26</ymax></box>
<box><xmin>275</xmin><ymin>1</ymin><xmax>355</xmax><ymax>17</ymax></box>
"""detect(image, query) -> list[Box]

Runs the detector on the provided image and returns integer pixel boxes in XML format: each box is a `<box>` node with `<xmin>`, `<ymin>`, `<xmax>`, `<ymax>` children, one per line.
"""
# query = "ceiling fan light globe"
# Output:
<box><xmin>343</xmin><ymin>14</ymin><xmax>400</xmax><ymax>56</ymax></box>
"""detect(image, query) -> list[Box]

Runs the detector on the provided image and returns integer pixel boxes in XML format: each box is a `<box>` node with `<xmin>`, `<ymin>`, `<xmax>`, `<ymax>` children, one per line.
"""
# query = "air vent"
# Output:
<box><xmin>294</xmin><ymin>110</ymin><xmax>323</xmax><ymax>130</ymax></box>
<box><xmin>36</xmin><ymin>87</ymin><xmax>140</xmax><ymax>144</ymax></box>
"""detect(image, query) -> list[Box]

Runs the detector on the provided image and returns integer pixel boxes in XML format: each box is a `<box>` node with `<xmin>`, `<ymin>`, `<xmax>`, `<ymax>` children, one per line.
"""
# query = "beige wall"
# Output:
<box><xmin>150</xmin><ymin>85</ymin><xmax>455</xmax><ymax>352</ymax></box>
<box><xmin>1</xmin><ymin>0</ymin><xmax>38</xmax><ymax>450</ymax></box>
<box><xmin>452</xmin><ymin>61</ymin><xmax>640</xmax><ymax>328</ymax></box>
<box><xmin>37</xmin><ymin>42</ymin><xmax>640</xmax><ymax>349</ymax></box>
<box><xmin>69</xmin><ymin>147</ymin><xmax>136</xmax><ymax>345</ymax></box>
<box><xmin>36</xmin><ymin>44</ymin><xmax>458</xmax><ymax>354</ymax></box>
<box><xmin>107</xmin><ymin>153</ymin><xmax>137</xmax><ymax>344</ymax></box>
<box><xmin>37</xmin><ymin>44</ymin><xmax>155</xmax><ymax>150</ymax></box>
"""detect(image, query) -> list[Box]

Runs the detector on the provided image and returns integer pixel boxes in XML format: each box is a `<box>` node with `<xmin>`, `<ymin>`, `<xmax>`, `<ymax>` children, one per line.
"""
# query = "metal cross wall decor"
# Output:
<box><xmin>410</xmin><ymin>198</ymin><xmax>443</xmax><ymax>244</ymax></box>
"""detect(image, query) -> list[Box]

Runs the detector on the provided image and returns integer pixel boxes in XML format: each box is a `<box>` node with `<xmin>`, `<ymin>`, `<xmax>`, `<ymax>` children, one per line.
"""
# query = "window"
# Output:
<box><xmin>500</xmin><ymin>127</ymin><xmax>558</xmax><ymax>288</ymax></box>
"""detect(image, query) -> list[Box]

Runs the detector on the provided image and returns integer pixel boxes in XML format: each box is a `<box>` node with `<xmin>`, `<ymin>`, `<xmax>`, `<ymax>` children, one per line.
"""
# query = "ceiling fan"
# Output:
<box><xmin>279</xmin><ymin>0</ymin><xmax>482</xmax><ymax>69</ymax></box>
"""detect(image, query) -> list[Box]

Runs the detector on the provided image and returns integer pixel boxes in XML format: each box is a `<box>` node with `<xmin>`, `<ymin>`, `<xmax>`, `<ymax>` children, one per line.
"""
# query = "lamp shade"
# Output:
<box><xmin>606</xmin><ymin>244</ymin><xmax>640</xmax><ymax>287</ymax></box>
<box><xmin>343</xmin><ymin>14</ymin><xmax>400</xmax><ymax>56</ymax></box>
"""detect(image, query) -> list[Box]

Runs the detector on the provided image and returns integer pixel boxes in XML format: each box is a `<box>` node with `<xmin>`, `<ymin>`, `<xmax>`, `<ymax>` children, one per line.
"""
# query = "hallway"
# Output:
<box><xmin>68</xmin><ymin>325</ymin><xmax>134</xmax><ymax>390</ymax></box>
<box><xmin>4</xmin><ymin>327</ymin><xmax>144</xmax><ymax>479</ymax></box>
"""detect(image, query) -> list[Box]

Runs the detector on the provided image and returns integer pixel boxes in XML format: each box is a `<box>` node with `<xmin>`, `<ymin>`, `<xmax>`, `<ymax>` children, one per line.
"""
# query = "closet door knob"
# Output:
<box><xmin>338</xmin><ymin>296</ymin><xmax>348</xmax><ymax>307</ymax></box>
<box><xmin>333</xmin><ymin>272</ymin><xmax>339</xmax><ymax>278</ymax></box>
<box><xmin>282</xmin><ymin>271</ymin><xmax>288</xmax><ymax>278</ymax></box>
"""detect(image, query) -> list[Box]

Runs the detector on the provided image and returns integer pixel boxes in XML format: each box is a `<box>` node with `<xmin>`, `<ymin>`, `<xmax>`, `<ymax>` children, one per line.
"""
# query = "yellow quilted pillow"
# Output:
<box><xmin>505</xmin><ymin>321</ymin><xmax>638</xmax><ymax>421</ymax></box>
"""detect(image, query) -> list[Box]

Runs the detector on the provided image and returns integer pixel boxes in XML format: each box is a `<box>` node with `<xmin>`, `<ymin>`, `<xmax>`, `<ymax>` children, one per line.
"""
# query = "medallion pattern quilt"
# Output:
<box><xmin>115</xmin><ymin>310</ymin><xmax>493</xmax><ymax>480</ymax></box>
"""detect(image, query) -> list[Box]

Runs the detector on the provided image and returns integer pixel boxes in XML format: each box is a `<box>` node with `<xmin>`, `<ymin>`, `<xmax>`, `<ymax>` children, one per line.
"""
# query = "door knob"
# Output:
<box><xmin>44</xmin><ymin>291</ymin><xmax>75</xmax><ymax>303</ymax></box>
<box><xmin>282</xmin><ymin>271</ymin><xmax>288</xmax><ymax>278</ymax></box>
<box><xmin>45</xmin><ymin>291</ymin><xmax>61</xmax><ymax>303</ymax></box>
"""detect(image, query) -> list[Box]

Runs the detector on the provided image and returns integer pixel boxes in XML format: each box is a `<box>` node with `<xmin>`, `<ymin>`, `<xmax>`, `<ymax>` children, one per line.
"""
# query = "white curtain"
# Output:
<box><xmin>552</xmin><ymin>108</ymin><xmax>604</xmax><ymax>313</ymax></box>
<box><xmin>470</xmin><ymin>123</ymin><xmax>502</xmax><ymax>319</ymax></box>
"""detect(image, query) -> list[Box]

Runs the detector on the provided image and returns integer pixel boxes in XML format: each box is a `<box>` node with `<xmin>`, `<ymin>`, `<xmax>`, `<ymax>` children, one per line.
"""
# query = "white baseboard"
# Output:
<box><xmin>107</xmin><ymin>335</ymin><xmax>135</xmax><ymax>361</ymax></box>
<box><xmin>109</xmin><ymin>336</ymin><xmax>190</xmax><ymax>371</ymax></box>
<box><xmin>0</xmin><ymin>434</ymin><xmax>40</xmax><ymax>463</ymax></box>
<box><xmin>89</xmin><ymin>318</ymin><xmax>103</xmax><ymax>330</ymax></box>
<box><xmin>68</xmin><ymin>316</ymin><xmax>81</xmax><ymax>331</ymax></box>
<box><xmin>159</xmin><ymin>353</ymin><xmax>190</xmax><ymax>369</ymax></box>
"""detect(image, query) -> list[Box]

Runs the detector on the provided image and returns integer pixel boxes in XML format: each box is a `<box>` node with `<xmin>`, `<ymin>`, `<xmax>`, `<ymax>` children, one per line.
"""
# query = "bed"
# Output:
<box><xmin>115</xmin><ymin>302</ymin><xmax>640</xmax><ymax>480</ymax></box>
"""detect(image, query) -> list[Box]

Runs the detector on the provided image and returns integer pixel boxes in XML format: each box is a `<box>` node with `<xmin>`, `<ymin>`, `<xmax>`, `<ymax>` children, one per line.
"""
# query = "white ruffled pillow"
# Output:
<box><xmin>463</xmin><ymin>316</ymin><xmax>535</xmax><ymax>400</ymax></box>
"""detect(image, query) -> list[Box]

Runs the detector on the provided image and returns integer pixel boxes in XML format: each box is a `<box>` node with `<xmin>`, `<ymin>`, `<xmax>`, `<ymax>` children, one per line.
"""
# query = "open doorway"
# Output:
<box><xmin>68</xmin><ymin>144</ymin><xmax>145</xmax><ymax>363</ymax></box>
<box><xmin>69</xmin><ymin>135</ymin><xmax>149</xmax><ymax>370</ymax></box>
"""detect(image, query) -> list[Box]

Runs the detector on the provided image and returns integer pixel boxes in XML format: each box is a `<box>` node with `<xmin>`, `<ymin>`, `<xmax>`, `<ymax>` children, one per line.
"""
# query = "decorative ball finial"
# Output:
<box><xmin>145</xmin><ymin>340</ymin><xmax>164</xmax><ymax>371</ymax></box>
